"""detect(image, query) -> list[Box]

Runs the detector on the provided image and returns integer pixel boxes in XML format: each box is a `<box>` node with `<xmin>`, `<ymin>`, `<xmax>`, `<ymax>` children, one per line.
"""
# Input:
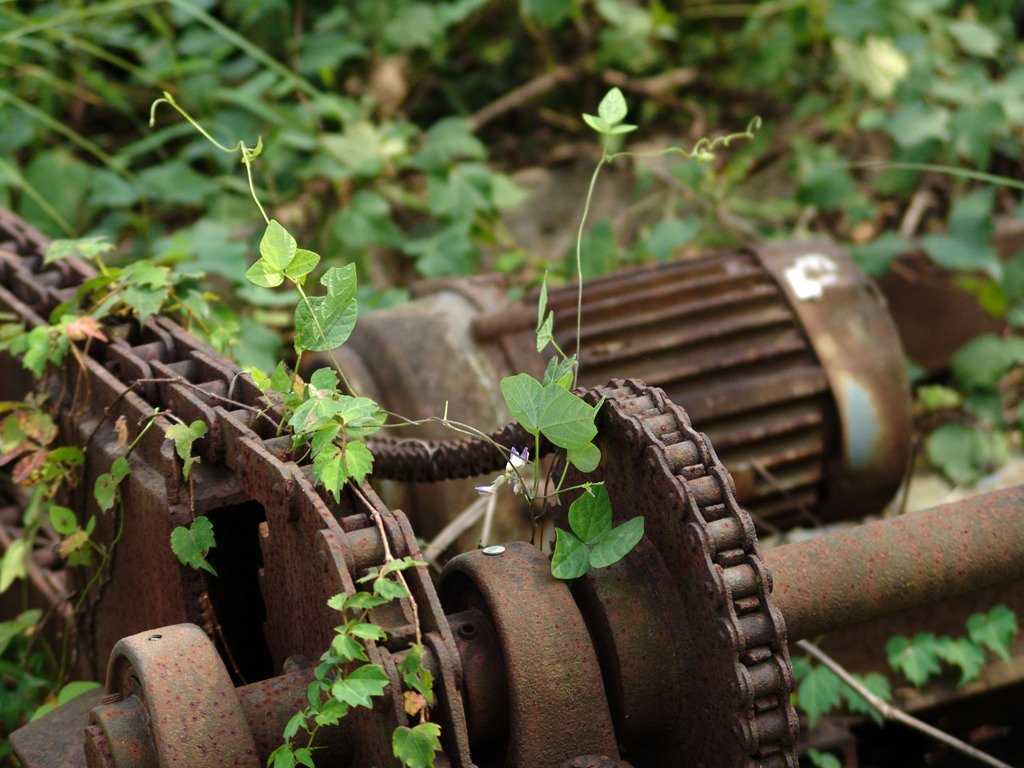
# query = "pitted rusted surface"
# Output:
<box><xmin>768</xmin><ymin>485</ymin><xmax>1024</xmax><ymax>642</ymax></box>
<box><xmin>573</xmin><ymin>379</ymin><xmax>799</xmax><ymax>768</ymax></box>
<box><xmin>440</xmin><ymin>542</ymin><xmax>620</xmax><ymax>767</ymax></box>
<box><xmin>98</xmin><ymin>624</ymin><xmax>260</xmax><ymax>767</ymax></box>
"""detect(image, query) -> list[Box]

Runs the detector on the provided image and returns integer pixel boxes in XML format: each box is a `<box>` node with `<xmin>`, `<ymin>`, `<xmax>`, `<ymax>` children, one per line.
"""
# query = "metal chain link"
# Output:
<box><xmin>583</xmin><ymin>379</ymin><xmax>800</xmax><ymax>768</ymax></box>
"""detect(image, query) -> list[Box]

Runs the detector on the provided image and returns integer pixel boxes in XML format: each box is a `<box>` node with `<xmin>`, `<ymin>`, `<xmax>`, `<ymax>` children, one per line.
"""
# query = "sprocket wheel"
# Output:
<box><xmin>570</xmin><ymin>380</ymin><xmax>800</xmax><ymax>768</ymax></box>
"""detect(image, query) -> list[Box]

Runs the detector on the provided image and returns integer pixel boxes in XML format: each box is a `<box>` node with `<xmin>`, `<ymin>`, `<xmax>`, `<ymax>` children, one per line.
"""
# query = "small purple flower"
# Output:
<box><xmin>474</xmin><ymin>447</ymin><xmax>530</xmax><ymax>496</ymax></box>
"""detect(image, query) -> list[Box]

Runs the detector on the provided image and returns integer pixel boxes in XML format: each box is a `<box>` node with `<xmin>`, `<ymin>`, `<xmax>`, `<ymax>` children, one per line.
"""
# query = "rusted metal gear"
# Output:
<box><xmin>568</xmin><ymin>379</ymin><xmax>800</xmax><ymax>768</ymax></box>
<box><xmin>440</xmin><ymin>542</ymin><xmax>620</xmax><ymax>768</ymax></box>
<box><xmin>86</xmin><ymin>624</ymin><xmax>261</xmax><ymax>768</ymax></box>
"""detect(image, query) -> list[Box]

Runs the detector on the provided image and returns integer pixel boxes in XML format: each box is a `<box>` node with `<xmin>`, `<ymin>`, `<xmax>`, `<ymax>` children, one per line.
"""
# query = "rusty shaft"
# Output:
<box><xmin>767</xmin><ymin>485</ymin><xmax>1024</xmax><ymax>642</ymax></box>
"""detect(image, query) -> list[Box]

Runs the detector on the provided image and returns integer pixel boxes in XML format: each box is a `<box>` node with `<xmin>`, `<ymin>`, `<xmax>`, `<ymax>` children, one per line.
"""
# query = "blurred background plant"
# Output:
<box><xmin>5</xmin><ymin>0</ymin><xmax>1024</xmax><ymax>485</ymax></box>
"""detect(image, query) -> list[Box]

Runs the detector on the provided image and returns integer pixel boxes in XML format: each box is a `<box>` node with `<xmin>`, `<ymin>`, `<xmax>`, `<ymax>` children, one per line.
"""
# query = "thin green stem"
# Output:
<box><xmin>243</xmin><ymin>153</ymin><xmax>270</xmax><ymax>225</ymax></box>
<box><xmin>0</xmin><ymin>88</ymin><xmax>129</xmax><ymax>175</ymax></box>
<box><xmin>573</xmin><ymin>156</ymin><xmax>607</xmax><ymax>388</ymax></box>
<box><xmin>0</xmin><ymin>0</ymin><xmax>158</xmax><ymax>42</ymax></box>
<box><xmin>168</xmin><ymin>289</ymin><xmax>212</xmax><ymax>336</ymax></box>
<box><xmin>150</xmin><ymin>92</ymin><xmax>240</xmax><ymax>155</ymax></box>
<box><xmin>0</xmin><ymin>156</ymin><xmax>74</xmax><ymax>235</ymax></box>
<box><xmin>850</xmin><ymin>160</ymin><xmax>1024</xmax><ymax>192</ymax></box>
<box><xmin>163</xmin><ymin>0</ymin><xmax>322</xmax><ymax>101</ymax></box>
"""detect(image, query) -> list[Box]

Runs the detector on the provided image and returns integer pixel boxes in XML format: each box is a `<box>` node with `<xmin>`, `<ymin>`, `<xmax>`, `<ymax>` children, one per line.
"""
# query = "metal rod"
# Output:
<box><xmin>767</xmin><ymin>485</ymin><xmax>1024</xmax><ymax>642</ymax></box>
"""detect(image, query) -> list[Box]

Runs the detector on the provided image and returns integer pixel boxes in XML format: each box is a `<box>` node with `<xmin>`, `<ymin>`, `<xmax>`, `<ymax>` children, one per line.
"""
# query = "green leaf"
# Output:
<box><xmin>535</xmin><ymin>385</ymin><xmax>599</xmax><ymax>451</ymax></box>
<box><xmin>568</xmin><ymin>484</ymin><xmax>612</xmax><ymax>543</ymax></box>
<box><xmin>269</xmin><ymin>362</ymin><xmax>293</xmax><ymax>393</ymax></box>
<box><xmin>590</xmin><ymin>516</ymin><xmax>644</xmax><ymax>569</ymax></box>
<box><xmin>336</xmin><ymin>396</ymin><xmax>387</xmax><ymax>438</ymax></box>
<box><xmin>542</xmin><ymin>355</ymin><xmax>575</xmax><ymax>389</ymax></box>
<box><xmin>392</xmin><ymin>722</ymin><xmax>442</xmax><ymax>768</ymax></box>
<box><xmin>851</xmin><ymin>232</ymin><xmax>908</xmax><ymax>278</ymax></box>
<box><xmin>398</xmin><ymin>644</ymin><xmax>434</xmax><ymax>702</ymax></box>
<box><xmin>886</xmin><ymin>632</ymin><xmax>942</xmax><ymax>686</ymax></box>
<box><xmin>917</xmin><ymin>384</ymin><xmax>961</xmax><ymax>411</ymax></box>
<box><xmin>412</xmin><ymin>117</ymin><xmax>486</xmax><ymax>174</ymax></box>
<box><xmin>373</xmin><ymin>574</ymin><xmax>409</xmax><ymax>601</ymax></box>
<box><xmin>425</xmin><ymin>165</ymin><xmax>493</xmax><ymax>218</ymax></box>
<box><xmin>796</xmin><ymin>662</ymin><xmax>843</xmax><ymax>728</ymax></box>
<box><xmin>950</xmin><ymin>334</ymin><xmax>1024</xmax><ymax>391</ymax></box>
<box><xmin>597</xmin><ymin>87</ymin><xmax>628</xmax><ymax>126</ymax></box>
<box><xmin>935</xmin><ymin>636</ymin><xmax>986</xmax><ymax>685</ymax></box>
<box><xmin>262</xmin><ymin>220</ymin><xmax>297</xmax><ymax>271</ymax></box>
<box><xmin>925</xmin><ymin>421</ymin><xmax>1004</xmax><ymax>486</ymax></box>
<box><xmin>842</xmin><ymin>672</ymin><xmax>891</xmax><ymax>725</ymax></box>
<box><xmin>268</xmin><ymin>744</ymin><xmax>295</xmax><ymax>768</ymax></box>
<box><xmin>330</xmin><ymin>632</ymin><xmax>369</xmax><ymax>663</ymax></box>
<box><xmin>165</xmin><ymin>421</ymin><xmax>208</xmax><ymax>480</ymax></box>
<box><xmin>0</xmin><ymin>538</ymin><xmax>29</xmax><ymax>593</ymax></box>
<box><xmin>582</xmin><ymin>113</ymin><xmax>612</xmax><ymax>134</ymax></box>
<box><xmin>57</xmin><ymin>680</ymin><xmax>101</xmax><ymax>706</ymax></box>
<box><xmin>44</xmin><ymin>236</ymin><xmax>114</xmax><ymax>266</ymax></box>
<box><xmin>807</xmin><ymin>749</ymin><xmax>842</xmax><ymax>768</ymax></box>
<box><xmin>383</xmin><ymin>3</ymin><xmax>446</xmax><ymax>51</ymax></box>
<box><xmin>404</xmin><ymin>219</ymin><xmax>479</xmax><ymax>278</ymax></box>
<box><xmin>333</xmin><ymin>191</ymin><xmax>401</xmax><ymax>251</ymax></box>
<box><xmin>346</xmin><ymin>622</ymin><xmax>388</xmax><ymax>641</ymax></box>
<box><xmin>344</xmin><ymin>441</ymin><xmax>374</xmax><ymax>486</ymax></box>
<box><xmin>331</xmin><ymin>663</ymin><xmax>389</xmax><ymax>709</ymax></box>
<box><xmin>550</xmin><ymin>528</ymin><xmax>590</xmax><ymax>579</ymax></box>
<box><xmin>520</xmin><ymin>0</ymin><xmax>575</xmax><ymax>28</ymax></box>
<box><xmin>122</xmin><ymin>261</ymin><xmax>171</xmax><ymax>321</ymax></box>
<box><xmin>886</xmin><ymin>103</ymin><xmax>950</xmax><ymax>149</ymax></box>
<box><xmin>923</xmin><ymin>189</ymin><xmax>1001</xmax><ymax>281</ymax></box>
<box><xmin>966</xmin><ymin>604</ymin><xmax>1019</xmax><ymax>663</ymax></box>
<box><xmin>314</xmin><ymin>445</ymin><xmax>347</xmax><ymax>503</ymax></box>
<box><xmin>169</xmin><ymin>517</ymin><xmax>217</xmax><ymax>576</ymax></box>
<box><xmin>283</xmin><ymin>710</ymin><xmax>306</xmax><ymax>741</ymax></box>
<box><xmin>284</xmin><ymin>249</ymin><xmax>320</xmax><ymax>284</ymax></box>
<box><xmin>336</xmin><ymin>591</ymin><xmax>388</xmax><ymax>611</ymax></box>
<box><xmin>948</xmin><ymin>20</ymin><xmax>1000</xmax><ymax>58</ymax></box>
<box><xmin>923</xmin><ymin>234</ymin><xmax>1002</xmax><ymax>283</ymax></box>
<box><xmin>246</xmin><ymin>220</ymin><xmax>297</xmax><ymax>288</ymax></box>
<box><xmin>48</xmin><ymin>505</ymin><xmax>77</xmax><ymax>536</ymax></box>
<box><xmin>313</xmin><ymin>698</ymin><xmax>348</xmax><ymax>727</ymax></box>
<box><xmin>500</xmin><ymin>374</ymin><xmax>600</xmax><ymax>451</ymax></box>
<box><xmin>500</xmin><ymin>373</ymin><xmax>545</xmax><ymax>434</ymax></box>
<box><xmin>294</xmin><ymin>266</ymin><xmax>359</xmax><ymax>352</ymax></box>
<box><xmin>646</xmin><ymin>216</ymin><xmax>700</xmax><ymax>262</ymax></box>
<box><xmin>0</xmin><ymin>609</ymin><xmax>41</xmax><ymax>657</ymax></box>
<box><xmin>567</xmin><ymin>441</ymin><xmax>601</xmax><ymax>472</ymax></box>
<box><xmin>94</xmin><ymin>457</ymin><xmax>130</xmax><ymax>512</ymax></box>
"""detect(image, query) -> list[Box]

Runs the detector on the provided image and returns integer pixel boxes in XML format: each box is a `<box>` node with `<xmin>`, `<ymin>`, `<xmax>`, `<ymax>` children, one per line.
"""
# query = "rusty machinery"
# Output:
<box><xmin>0</xmin><ymin>205</ymin><xmax>1022</xmax><ymax>768</ymax></box>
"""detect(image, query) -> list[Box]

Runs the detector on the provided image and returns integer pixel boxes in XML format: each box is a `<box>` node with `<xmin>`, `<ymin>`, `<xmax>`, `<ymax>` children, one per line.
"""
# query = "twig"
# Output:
<box><xmin>350</xmin><ymin>483</ymin><xmax>422</xmax><ymax>647</ymax></box>
<box><xmin>479</xmin><ymin>490</ymin><xmax>498</xmax><ymax>548</ymax></box>
<box><xmin>470</xmin><ymin>64</ymin><xmax>580</xmax><ymax>130</ymax></box>
<box><xmin>796</xmin><ymin>640</ymin><xmax>1014</xmax><ymax>768</ymax></box>
<box><xmin>898</xmin><ymin>185</ymin><xmax>935</xmax><ymax>240</ymax></box>
<box><xmin>602</xmin><ymin>67</ymin><xmax>699</xmax><ymax>99</ymax></box>
<box><xmin>751</xmin><ymin>460</ymin><xmax>821</xmax><ymax>531</ymax></box>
